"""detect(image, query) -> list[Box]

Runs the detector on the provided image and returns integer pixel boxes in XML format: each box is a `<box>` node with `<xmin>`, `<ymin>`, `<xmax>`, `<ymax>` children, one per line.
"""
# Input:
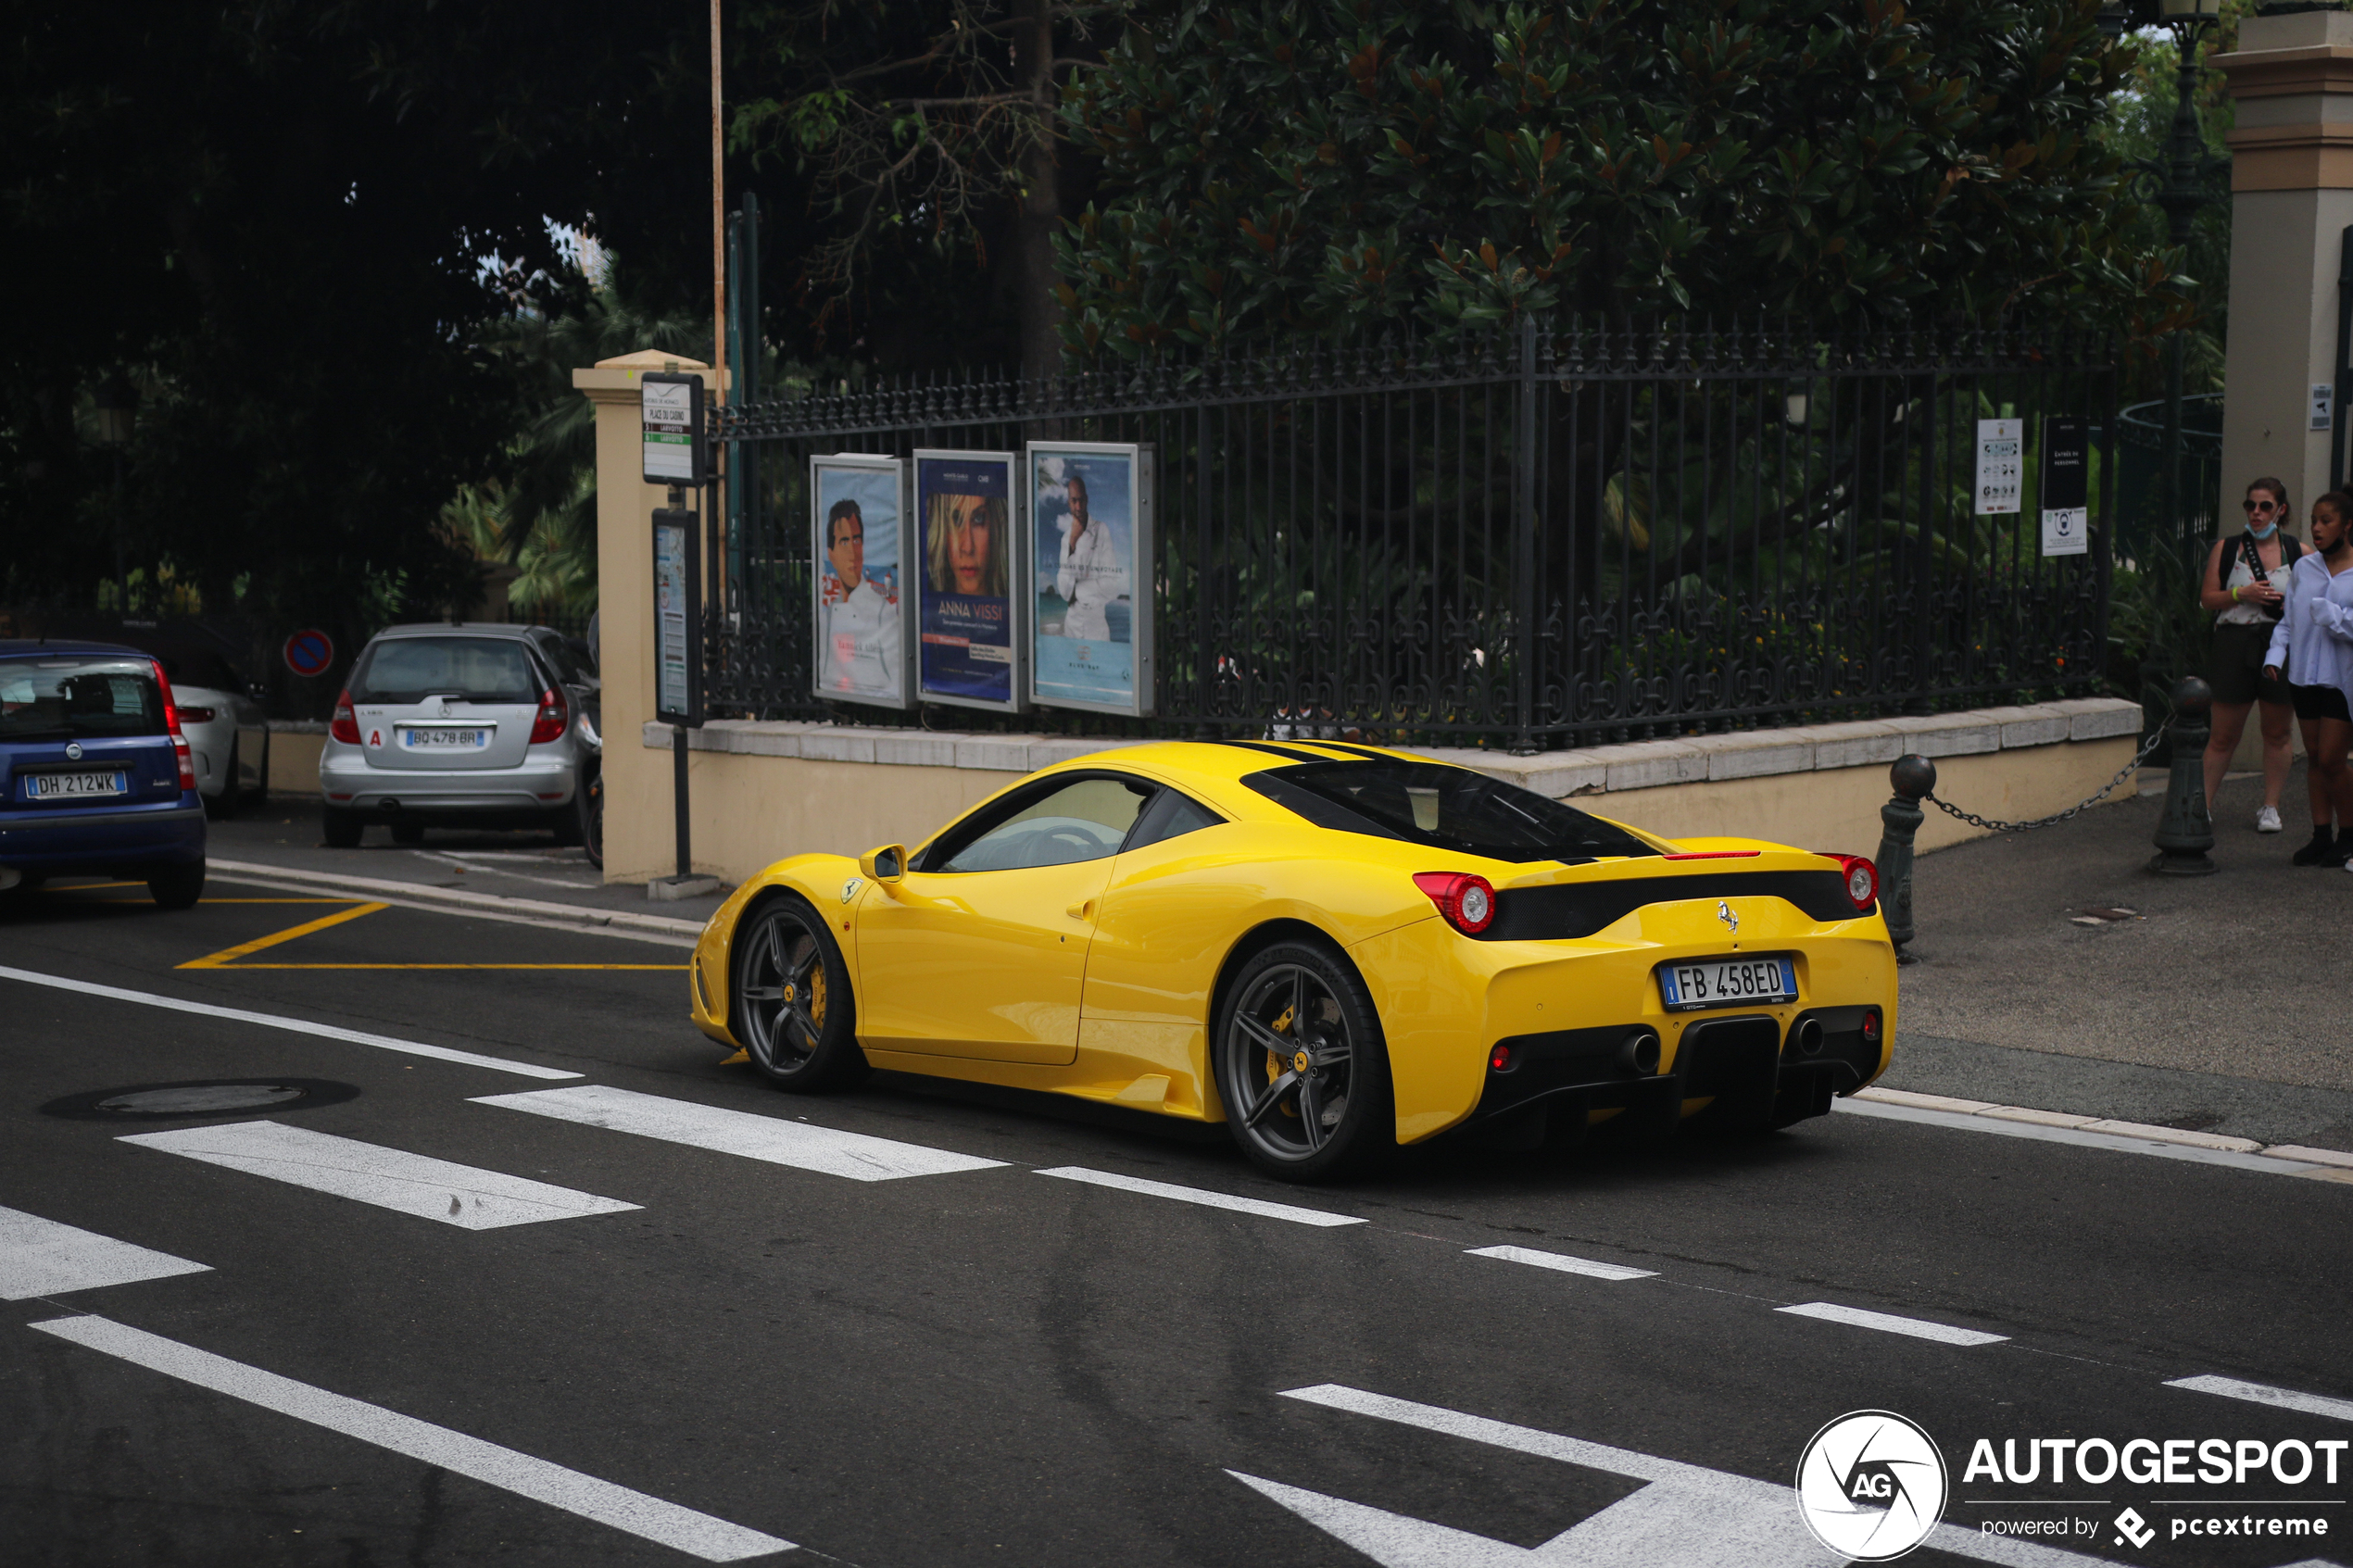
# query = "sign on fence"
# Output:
<box><xmin>1974</xmin><ymin>418</ymin><xmax>2022</xmax><ymax>516</ymax></box>
<box><xmin>912</xmin><ymin>449</ymin><xmax>1025</xmax><ymax>712</ymax></box>
<box><xmin>2040</xmin><ymin>415</ymin><xmax>2088</xmax><ymax>558</ymax></box>
<box><xmin>809</xmin><ymin>454</ymin><xmax>912</xmax><ymax>710</ymax></box>
<box><xmin>1026</xmin><ymin>441</ymin><xmax>1153</xmax><ymax>717</ymax></box>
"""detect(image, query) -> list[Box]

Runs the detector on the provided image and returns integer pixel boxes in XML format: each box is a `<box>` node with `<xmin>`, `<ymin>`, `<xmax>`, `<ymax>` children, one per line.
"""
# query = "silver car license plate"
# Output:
<box><xmin>399</xmin><ymin>727</ymin><xmax>492</xmax><ymax>750</ymax></box>
<box><xmin>30</xmin><ymin>770</ymin><xmax>128</xmax><ymax>799</ymax></box>
<box><xmin>1657</xmin><ymin>954</ymin><xmax>1796</xmax><ymax>1011</ymax></box>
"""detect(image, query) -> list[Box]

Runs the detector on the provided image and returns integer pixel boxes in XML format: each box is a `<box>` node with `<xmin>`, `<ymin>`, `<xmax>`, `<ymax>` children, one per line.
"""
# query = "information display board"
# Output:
<box><xmin>2039</xmin><ymin>415</ymin><xmax>2089</xmax><ymax>558</ymax></box>
<box><xmin>641</xmin><ymin>373</ymin><xmax>708</xmax><ymax>487</ymax></box>
<box><xmin>1026</xmin><ymin>442</ymin><xmax>1153</xmax><ymax>717</ymax></box>
<box><xmin>810</xmin><ymin>454</ymin><xmax>912</xmax><ymax>709</ymax></box>
<box><xmin>652</xmin><ymin>507</ymin><xmax>703</xmax><ymax>726</ymax></box>
<box><xmin>1973</xmin><ymin>418</ymin><xmax>2022</xmax><ymax>516</ymax></box>
<box><xmin>912</xmin><ymin>449</ymin><xmax>1024</xmax><ymax>711</ymax></box>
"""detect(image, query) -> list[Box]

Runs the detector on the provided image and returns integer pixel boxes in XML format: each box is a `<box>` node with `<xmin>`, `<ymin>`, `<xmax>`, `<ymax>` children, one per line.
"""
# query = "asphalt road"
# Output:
<box><xmin>4</xmin><ymin>873</ymin><xmax>2350</xmax><ymax>1568</ymax></box>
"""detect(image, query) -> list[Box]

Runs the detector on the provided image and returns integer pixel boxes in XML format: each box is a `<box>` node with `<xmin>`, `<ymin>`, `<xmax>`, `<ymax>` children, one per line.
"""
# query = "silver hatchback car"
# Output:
<box><xmin>319</xmin><ymin>623</ymin><xmax>599</xmax><ymax>851</ymax></box>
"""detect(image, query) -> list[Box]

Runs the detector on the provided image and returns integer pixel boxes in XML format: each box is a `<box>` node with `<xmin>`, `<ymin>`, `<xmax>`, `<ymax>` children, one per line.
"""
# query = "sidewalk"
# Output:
<box><xmin>1889</xmin><ymin>763</ymin><xmax>2353</xmax><ymax>1151</ymax></box>
<box><xmin>201</xmin><ymin>805</ymin><xmax>731</xmax><ymax>928</ymax></box>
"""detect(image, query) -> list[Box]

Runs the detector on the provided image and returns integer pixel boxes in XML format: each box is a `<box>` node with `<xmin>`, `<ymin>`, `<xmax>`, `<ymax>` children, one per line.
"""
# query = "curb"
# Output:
<box><xmin>204</xmin><ymin>858</ymin><xmax>709</xmax><ymax>939</ymax></box>
<box><xmin>1852</xmin><ymin>1085</ymin><xmax>2353</xmax><ymax>1176</ymax></box>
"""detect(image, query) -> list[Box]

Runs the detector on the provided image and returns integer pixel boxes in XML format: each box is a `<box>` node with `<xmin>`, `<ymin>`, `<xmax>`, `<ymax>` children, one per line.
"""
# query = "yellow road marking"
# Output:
<box><xmin>178</xmin><ymin>903</ymin><xmax>390</xmax><ymax>969</ymax></box>
<box><xmin>219</xmin><ymin>963</ymin><xmax>686</xmax><ymax>971</ymax></box>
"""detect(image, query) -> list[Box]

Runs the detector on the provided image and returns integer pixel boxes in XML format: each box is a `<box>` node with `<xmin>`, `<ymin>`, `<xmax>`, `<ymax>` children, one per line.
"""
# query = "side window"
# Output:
<box><xmin>934</xmin><ymin>776</ymin><xmax>1157</xmax><ymax>872</ymax></box>
<box><xmin>1122</xmin><ymin>786</ymin><xmax>1224</xmax><ymax>852</ymax></box>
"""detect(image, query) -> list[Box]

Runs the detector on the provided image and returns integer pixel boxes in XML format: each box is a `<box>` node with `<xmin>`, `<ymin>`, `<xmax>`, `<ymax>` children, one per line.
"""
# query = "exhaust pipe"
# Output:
<box><xmin>1619</xmin><ymin>1028</ymin><xmax>1661</xmax><ymax>1076</ymax></box>
<box><xmin>1793</xmin><ymin>1018</ymin><xmax>1824</xmax><ymax>1057</ymax></box>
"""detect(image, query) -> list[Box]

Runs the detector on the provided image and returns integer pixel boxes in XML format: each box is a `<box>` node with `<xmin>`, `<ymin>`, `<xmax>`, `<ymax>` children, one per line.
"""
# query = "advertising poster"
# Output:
<box><xmin>912</xmin><ymin>450</ymin><xmax>1023</xmax><ymax>710</ymax></box>
<box><xmin>1027</xmin><ymin>442</ymin><xmax>1153</xmax><ymax>716</ymax></box>
<box><xmin>809</xmin><ymin>455</ymin><xmax>912</xmax><ymax>709</ymax></box>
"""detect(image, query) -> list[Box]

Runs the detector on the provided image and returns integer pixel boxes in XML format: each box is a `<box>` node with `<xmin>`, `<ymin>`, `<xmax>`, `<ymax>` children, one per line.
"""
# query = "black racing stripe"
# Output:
<box><xmin>1207</xmin><ymin>739</ymin><xmax>1338</xmax><ymax>763</ymax></box>
<box><xmin>1478</xmin><ymin>871</ymin><xmax>1869</xmax><ymax>941</ymax></box>
<box><xmin>1294</xmin><ymin>741</ymin><xmax>1399</xmax><ymax>761</ymax></box>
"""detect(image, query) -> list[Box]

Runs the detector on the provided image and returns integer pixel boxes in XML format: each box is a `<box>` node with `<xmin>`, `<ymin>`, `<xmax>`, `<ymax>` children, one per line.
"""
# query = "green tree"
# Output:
<box><xmin>1056</xmin><ymin>0</ymin><xmax>2184</xmax><ymax>356</ymax></box>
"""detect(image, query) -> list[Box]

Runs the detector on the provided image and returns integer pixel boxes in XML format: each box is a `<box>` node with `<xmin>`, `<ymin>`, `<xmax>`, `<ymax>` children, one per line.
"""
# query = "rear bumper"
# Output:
<box><xmin>320</xmin><ymin>748</ymin><xmax>577</xmax><ymax>819</ymax></box>
<box><xmin>0</xmin><ymin>797</ymin><xmax>207</xmax><ymax>872</ymax></box>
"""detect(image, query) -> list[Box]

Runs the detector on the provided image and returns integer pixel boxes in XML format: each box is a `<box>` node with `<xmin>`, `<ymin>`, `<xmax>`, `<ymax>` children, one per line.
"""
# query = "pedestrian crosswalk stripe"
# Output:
<box><xmin>29</xmin><ymin>1314</ymin><xmax>794</xmax><ymax>1562</ymax></box>
<box><xmin>0</xmin><ymin>1206</ymin><xmax>211</xmax><ymax>1300</ymax></box>
<box><xmin>1774</xmin><ymin>1300</ymin><xmax>2007</xmax><ymax>1347</ymax></box>
<box><xmin>1464</xmin><ymin>1245</ymin><xmax>1655</xmax><ymax>1281</ymax></box>
<box><xmin>2166</xmin><ymin>1374</ymin><xmax>2353</xmax><ymax>1424</ymax></box>
<box><xmin>0</xmin><ymin>965</ymin><xmax>582</xmax><ymax>1080</ymax></box>
<box><xmin>119</xmin><ymin>1122</ymin><xmax>640</xmax><ymax>1229</ymax></box>
<box><xmin>471</xmin><ymin>1085</ymin><xmax>1009</xmax><ymax>1182</ymax></box>
<box><xmin>1034</xmin><ymin>1167</ymin><xmax>1365</xmax><ymax>1227</ymax></box>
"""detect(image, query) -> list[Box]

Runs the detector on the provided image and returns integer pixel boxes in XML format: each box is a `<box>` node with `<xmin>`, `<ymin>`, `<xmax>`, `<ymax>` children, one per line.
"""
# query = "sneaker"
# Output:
<box><xmin>2294</xmin><ymin>828</ymin><xmax>2336</xmax><ymax>866</ymax></box>
<box><xmin>2257</xmin><ymin>805</ymin><xmax>2284</xmax><ymax>834</ymax></box>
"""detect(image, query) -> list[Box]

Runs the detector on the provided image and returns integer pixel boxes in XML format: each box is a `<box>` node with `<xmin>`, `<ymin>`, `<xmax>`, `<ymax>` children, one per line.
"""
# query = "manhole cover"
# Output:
<box><xmin>41</xmin><ymin>1078</ymin><xmax>361</xmax><ymax>1121</ymax></box>
<box><xmin>99</xmin><ymin>1084</ymin><xmax>308</xmax><ymax>1114</ymax></box>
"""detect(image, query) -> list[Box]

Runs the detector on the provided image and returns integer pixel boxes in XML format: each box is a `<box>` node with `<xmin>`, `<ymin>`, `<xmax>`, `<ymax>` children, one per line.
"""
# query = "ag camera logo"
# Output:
<box><xmin>1795</xmin><ymin>1410</ymin><xmax>1947</xmax><ymax>1561</ymax></box>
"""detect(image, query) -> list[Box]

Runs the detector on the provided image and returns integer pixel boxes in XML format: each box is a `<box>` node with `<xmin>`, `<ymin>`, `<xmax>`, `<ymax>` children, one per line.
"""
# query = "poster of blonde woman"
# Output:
<box><xmin>913</xmin><ymin>449</ymin><xmax>1023</xmax><ymax>710</ymax></box>
<box><xmin>808</xmin><ymin>454</ymin><xmax>912</xmax><ymax>709</ymax></box>
<box><xmin>1026</xmin><ymin>442</ymin><xmax>1153</xmax><ymax>716</ymax></box>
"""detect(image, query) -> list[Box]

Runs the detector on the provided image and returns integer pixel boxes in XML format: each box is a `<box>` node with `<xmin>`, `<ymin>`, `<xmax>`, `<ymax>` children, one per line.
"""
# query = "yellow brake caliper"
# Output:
<box><xmin>1266</xmin><ymin>1005</ymin><xmax>1300</xmax><ymax>1115</ymax></box>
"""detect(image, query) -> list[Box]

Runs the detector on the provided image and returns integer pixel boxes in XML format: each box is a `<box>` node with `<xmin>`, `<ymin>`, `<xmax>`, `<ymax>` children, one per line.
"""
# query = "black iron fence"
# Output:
<box><xmin>707</xmin><ymin>320</ymin><xmax>2116</xmax><ymax>751</ymax></box>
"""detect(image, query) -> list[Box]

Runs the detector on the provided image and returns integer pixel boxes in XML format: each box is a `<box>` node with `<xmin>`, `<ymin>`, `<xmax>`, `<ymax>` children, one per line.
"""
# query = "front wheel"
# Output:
<box><xmin>1211</xmin><ymin>939</ymin><xmax>1393</xmax><ymax>1182</ymax></box>
<box><xmin>733</xmin><ymin>896</ymin><xmax>867</xmax><ymax>1091</ymax></box>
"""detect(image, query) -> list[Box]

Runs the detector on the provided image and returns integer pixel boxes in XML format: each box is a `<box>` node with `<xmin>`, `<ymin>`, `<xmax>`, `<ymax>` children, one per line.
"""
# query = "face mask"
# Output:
<box><xmin>2249</xmin><ymin>520</ymin><xmax>2281</xmax><ymax>541</ymax></box>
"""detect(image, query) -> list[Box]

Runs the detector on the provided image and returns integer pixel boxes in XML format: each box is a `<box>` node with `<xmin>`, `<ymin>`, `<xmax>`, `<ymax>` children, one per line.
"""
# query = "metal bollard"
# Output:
<box><xmin>2148</xmin><ymin>676</ymin><xmax>2215</xmax><ymax>876</ymax></box>
<box><xmin>1874</xmin><ymin>754</ymin><xmax>1936</xmax><ymax>966</ymax></box>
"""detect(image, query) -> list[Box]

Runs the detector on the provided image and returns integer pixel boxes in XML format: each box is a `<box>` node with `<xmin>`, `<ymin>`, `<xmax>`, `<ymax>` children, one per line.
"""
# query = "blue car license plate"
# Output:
<box><xmin>1657</xmin><ymin>955</ymin><xmax>1796</xmax><ymax>1011</ymax></box>
<box><xmin>28</xmin><ymin>770</ymin><xmax>128</xmax><ymax>800</ymax></box>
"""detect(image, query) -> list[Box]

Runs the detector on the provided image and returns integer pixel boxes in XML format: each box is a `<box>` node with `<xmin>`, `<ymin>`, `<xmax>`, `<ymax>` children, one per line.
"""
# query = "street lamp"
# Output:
<box><xmin>93</xmin><ymin>370</ymin><xmax>137</xmax><ymax>613</ymax></box>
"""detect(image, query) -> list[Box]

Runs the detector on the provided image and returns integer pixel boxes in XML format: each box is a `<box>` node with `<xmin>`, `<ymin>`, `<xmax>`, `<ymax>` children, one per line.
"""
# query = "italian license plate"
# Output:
<box><xmin>400</xmin><ymin>727</ymin><xmax>490</xmax><ymax>750</ymax></box>
<box><xmin>1657</xmin><ymin>954</ymin><xmax>1797</xmax><ymax>1011</ymax></box>
<box><xmin>30</xmin><ymin>770</ymin><xmax>127</xmax><ymax>799</ymax></box>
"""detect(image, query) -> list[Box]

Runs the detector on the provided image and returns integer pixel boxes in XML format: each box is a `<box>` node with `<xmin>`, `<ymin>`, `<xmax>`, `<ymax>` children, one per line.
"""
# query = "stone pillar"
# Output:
<box><xmin>572</xmin><ymin>350</ymin><xmax>723</xmax><ymax>884</ymax></box>
<box><xmin>2217</xmin><ymin>10</ymin><xmax>2353</xmax><ymax>521</ymax></box>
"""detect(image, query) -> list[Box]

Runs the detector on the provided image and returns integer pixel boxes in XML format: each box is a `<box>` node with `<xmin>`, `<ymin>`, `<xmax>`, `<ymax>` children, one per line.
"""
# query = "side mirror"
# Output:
<box><xmin>859</xmin><ymin>844</ymin><xmax>907</xmax><ymax>883</ymax></box>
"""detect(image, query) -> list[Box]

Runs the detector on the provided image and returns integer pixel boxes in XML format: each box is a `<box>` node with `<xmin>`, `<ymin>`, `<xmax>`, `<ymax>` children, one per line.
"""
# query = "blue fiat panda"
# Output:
<box><xmin>0</xmin><ymin>639</ymin><xmax>207</xmax><ymax>907</ymax></box>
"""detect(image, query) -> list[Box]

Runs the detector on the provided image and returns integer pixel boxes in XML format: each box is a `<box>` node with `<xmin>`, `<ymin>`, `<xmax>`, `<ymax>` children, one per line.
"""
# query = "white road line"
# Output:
<box><xmin>1035</xmin><ymin>1166</ymin><xmax>1365</xmax><ymax>1227</ymax></box>
<box><xmin>29</xmin><ymin>1314</ymin><xmax>791</xmax><ymax>1562</ymax></box>
<box><xmin>0</xmin><ymin>965</ymin><xmax>581</xmax><ymax>1079</ymax></box>
<box><xmin>1835</xmin><ymin>1097</ymin><xmax>2336</xmax><ymax>1179</ymax></box>
<box><xmin>2167</xmin><ymin>1374</ymin><xmax>2353</xmax><ymax>1424</ymax></box>
<box><xmin>1465</xmin><ymin>1245</ymin><xmax>1655</xmax><ymax>1281</ymax></box>
<box><xmin>1776</xmin><ymin>1300</ymin><xmax>2008</xmax><ymax>1347</ymax></box>
<box><xmin>0</xmin><ymin>1207</ymin><xmax>211</xmax><ymax>1300</ymax></box>
<box><xmin>1275</xmin><ymin>1385</ymin><xmax>2104</xmax><ymax>1567</ymax></box>
<box><xmin>118</xmin><ymin>1122</ymin><xmax>639</xmax><ymax>1229</ymax></box>
<box><xmin>472</xmin><ymin>1085</ymin><xmax>1007</xmax><ymax>1182</ymax></box>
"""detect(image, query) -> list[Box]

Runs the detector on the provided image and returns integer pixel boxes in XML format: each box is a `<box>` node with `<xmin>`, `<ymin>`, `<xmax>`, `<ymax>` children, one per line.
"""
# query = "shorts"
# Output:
<box><xmin>2290</xmin><ymin>682</ymin><xmax>2352</xmax><ymax>723</ymax></box>
<box><xmin>2208</xmin><ymin>621</ymin><xmax>2293</xmax><ymax>706</ymax></box>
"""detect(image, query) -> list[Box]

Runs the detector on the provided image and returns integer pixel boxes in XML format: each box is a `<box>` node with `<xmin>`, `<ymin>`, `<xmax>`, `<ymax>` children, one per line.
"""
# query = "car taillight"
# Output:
<box><xmin>330</xmin><ymin>688</ymin><xmax>361</xmax><ymax>745</ymax></box>
<box><xmin>1816</xmin><ymin>853</ymin><xmax>1879</xmax><ymax>912</ymax></box>
<box><xmin>1413</xmin><ymin>872</ymin><xmax>1497</xmax><ymax>935</ymax></box>
<box><xmin>529</xmin><ymin>687</ymin><xmax>567</xmax><ymax>745</ymax></box>
<box><xmin>150</xmin><ymin>659</ymin><xmax>198</xmax><ymax>791</ymax></box>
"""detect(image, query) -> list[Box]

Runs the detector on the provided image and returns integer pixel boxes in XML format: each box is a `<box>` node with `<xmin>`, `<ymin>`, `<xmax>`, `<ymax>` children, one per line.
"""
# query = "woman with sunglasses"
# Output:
<box><xmin>2202</xmin><ymin>478</ymin><xmax>2303</xmax><ymax>833</ymax></box>
<box><xmin>2263</xmin><ymin>489</ymin><xmax>2353</xmax><ymax>865</ymax></box>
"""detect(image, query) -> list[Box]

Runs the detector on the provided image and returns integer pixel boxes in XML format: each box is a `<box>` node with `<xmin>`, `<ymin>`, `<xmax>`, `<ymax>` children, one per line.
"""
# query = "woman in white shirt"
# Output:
<box><xmin>2262</xmin><ymin>490</ymin><xmax>2353</xmax><ymax>865</ymax></box>
<box><xmin>2199</xmin><ymin>478</ymin><xmax>2300</xmax><ymax>832</ymax></box>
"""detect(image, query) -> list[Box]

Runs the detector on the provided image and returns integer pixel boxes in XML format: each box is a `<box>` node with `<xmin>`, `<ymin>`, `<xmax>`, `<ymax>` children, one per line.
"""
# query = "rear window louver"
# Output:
<box><xmin>1475</xmin><ymin>871</ymin><xmax>1868</xmax><ymax>941</ymax></box>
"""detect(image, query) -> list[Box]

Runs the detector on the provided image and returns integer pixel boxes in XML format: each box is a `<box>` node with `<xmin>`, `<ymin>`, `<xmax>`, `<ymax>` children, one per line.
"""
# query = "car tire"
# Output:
<box><xmin>580</xmin><ymin>768</ymin><xmax>603</xmax><ymax>871</ymax></box>
<box><xmin>1211</xmin><ymin>938</ymin><xmax>1394</xmax><ymax>1183</ymax></box>
<box><xmin>148</xmin><ymin>859</ymin><xmax>205</xmax><ymax>910</ymax></box>
<box><xmin>321</xmin><ymin>806</ymin><xmax>362</xmax><ymax>848</ymax></box>
<box><xmin>733</xmin><ymin>895</ymin><xmax>868</xmax><ymax>1092</ymax></box>
<box><xmin>390</xmin><ymin>823</ymin><xmax>424</xmax><ymax>847</ymax></box>
<box><xmin>550</xmin><ymin>801</ymin><xmax>583</xmax><ymax>848</ymax></box>
<box><xmin>204</xmin><ymin>738</ymin><xmax>240</xmax><ymax>821</ymax></box>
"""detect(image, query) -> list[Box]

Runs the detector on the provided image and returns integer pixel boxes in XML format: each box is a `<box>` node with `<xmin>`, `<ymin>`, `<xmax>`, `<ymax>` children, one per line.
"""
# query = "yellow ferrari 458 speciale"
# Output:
<box><xmin>688</xmin><ymin>739</ymin><xmax>1895</xmax><ymax>1181</ymax></box>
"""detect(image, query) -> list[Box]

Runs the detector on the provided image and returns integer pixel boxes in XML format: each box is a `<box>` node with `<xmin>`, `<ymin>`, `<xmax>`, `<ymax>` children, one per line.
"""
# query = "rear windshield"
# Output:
<box><xmin>0</xmin><ymin>658</ymin><xmax>168</xmax><ymax>741</ymax></box>
<box><xmin>1248</xmin><ymin>759</ymin><xmax>1659</xmax><ymax>864</ymax></box>
<box><xmin>350</xmin><ymin>637</ymin><xmax>542</xmax><ymax>704</ymax></box>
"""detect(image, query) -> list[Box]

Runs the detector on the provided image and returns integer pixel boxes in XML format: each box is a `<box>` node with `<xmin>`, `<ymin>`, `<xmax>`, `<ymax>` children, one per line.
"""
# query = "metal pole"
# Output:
<box><xmin>2153</xmin><ymin>18</ymin><xmax>2214</xmax><ymax>551</ymax></box>
<box><xmin>2334</xmin><ymin>224</ymin><xmax>2353</xmax><ymax>493</ymax></box>
<box><xmin>711</xmin><ymin>0</ymin><xmax>726</xmax><ymax>403</ymax></box>
<box><xmin>674</xmin><ymin>723</ymin><xmax>692</xmax><ymax>879</ymax></box>
<box><xmin>1511</xmin><ymin>318</ymin><xmax>1539</xmax><ymax>754</ymax></box>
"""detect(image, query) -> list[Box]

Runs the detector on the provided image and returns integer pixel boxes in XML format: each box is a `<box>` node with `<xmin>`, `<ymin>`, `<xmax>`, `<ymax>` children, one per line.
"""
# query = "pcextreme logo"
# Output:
<box><xmin>1794</xmin><ymin>1410</ymin><xmax>1948</xmax><ymax>1561</ymax></box>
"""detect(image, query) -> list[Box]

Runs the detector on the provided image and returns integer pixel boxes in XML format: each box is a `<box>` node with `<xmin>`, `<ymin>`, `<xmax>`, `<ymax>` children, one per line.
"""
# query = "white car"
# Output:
<box><xmin>104</xmin><ymin>628</ymin><xmax>271</xmax><ymax>819</ymax></box>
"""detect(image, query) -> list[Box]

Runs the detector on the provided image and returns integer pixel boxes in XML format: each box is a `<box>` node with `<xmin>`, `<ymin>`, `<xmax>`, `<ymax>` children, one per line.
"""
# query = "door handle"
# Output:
<box><xmin>1066</xmin><ymin>898</ymin><xmax>1096</xmax><ymax>922</ymax></box>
